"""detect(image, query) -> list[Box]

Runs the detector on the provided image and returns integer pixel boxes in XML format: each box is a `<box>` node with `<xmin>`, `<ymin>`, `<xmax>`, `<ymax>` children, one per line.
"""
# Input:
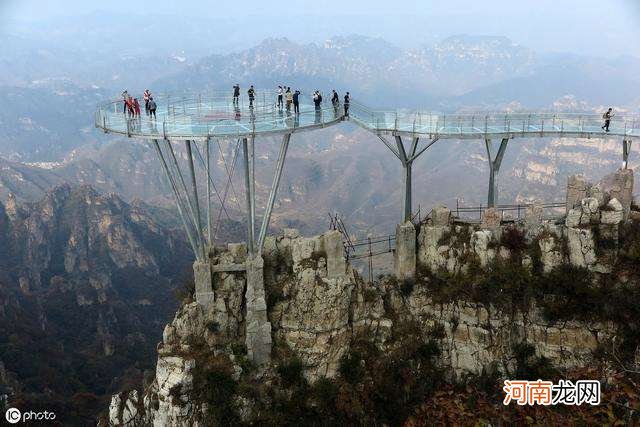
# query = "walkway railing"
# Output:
<box><xmin>453</xmin><ymin>201</ymin><xmax>567</xmax><ymax>223</ymax></box>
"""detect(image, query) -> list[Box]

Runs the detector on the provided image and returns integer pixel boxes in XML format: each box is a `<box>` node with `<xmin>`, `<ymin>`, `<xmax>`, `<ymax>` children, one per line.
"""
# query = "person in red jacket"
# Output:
<box><xmin>133</xmin><ymin>98</ymin><xmax>141</xmax><ymax>117</ymax></box>
<box><xmin>125</xmin><ymin>96</ymin><xmax>135</xmax><ymax>117</ymax></box>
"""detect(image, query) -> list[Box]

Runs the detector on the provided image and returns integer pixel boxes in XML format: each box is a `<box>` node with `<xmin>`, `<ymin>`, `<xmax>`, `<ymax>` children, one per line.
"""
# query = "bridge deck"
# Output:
<box><xmin>95</xmin><ymin>91</ymin><xmax>639</xmax><ymax>140</ymax></box>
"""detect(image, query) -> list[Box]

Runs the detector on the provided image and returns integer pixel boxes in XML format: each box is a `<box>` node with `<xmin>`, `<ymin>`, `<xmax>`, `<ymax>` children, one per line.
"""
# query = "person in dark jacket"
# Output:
<box><xmin>233</xmin><ymin>84</ymin><xmax>240</xmax><ymax>104</ymax></box>
<box><xmin>602</xmin><ymin>108</ymin><xmax>614</xmax><ymax>132</ymax></box>
<box><xmin>343</xmin><ymin>92</ymin><xmax>350</xmax><ymax>116</ymax></box>
<box><xmin>148</xmin><ymin>97</ymin><xmax>157</xmax><ymax>119</ymax></box>
<box><xmin>331</xmin><ymin>90</ymin><xmax>340</xmax><ymax>117</ymax></box>
<box><xmin>331</xmin><ymin>90</ymin><xmax>339</xmax><ymax>106</ymax></box>
<box><xmin>248</xmin><ymin>85</ymin><xmax>255</xmax><ymax>107</ymax></box>
<box><xmin>292</xmin><ymin>90</ymin><xmax>300</xmax><ymax>114</ymax></box>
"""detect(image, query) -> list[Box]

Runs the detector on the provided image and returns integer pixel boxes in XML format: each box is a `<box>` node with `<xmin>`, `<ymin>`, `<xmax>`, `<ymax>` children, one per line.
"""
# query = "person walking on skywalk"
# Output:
<box><xmin>331</xmin><ymin>90</ymin><xmax>340</xmax><ymax>117</ymax></box>
<box><xmin>233</xmin><ymin>84</ymin><xmax>240</xmax><ymax>104</ymax></box>
<box><xmin>143</xmin><ymin>89</ymin><xmax>151</xmax><ymax>115</ymax></box>
<box><xmin>285</xmin><ymin>87</ymin><xmax>293</xmax><ymax>112</ymax></box>
<box><xmin>277</xmin><ymin>85</ymin><xmax>283</xmax><ymax>109</ymax></box>
<box><xmin>602</xmin><ymin>107</ymin><xmax>614</xmax><ymax>132</ymax></box>
<box><xmin>147</xmin><ymin>97</ymin><xmax>157</xmax><ymax>119</ymax></box>
<box><xmin>343</xmin><ymin>92</ymin><xmax>350</xmax><ymax>117</ymax></box>
<box><xmin>292</xmin><ymin>90</ymin><xmax>300</xmax><ymax>114</ymax></box>
<box><xmin>122</xmin><ymin>90</ymin><xmax>129</xmax><ymax>114</ymax></box>
<box><xmin>248</xmin><ymin>85</ymin><xmax>255</xmax><ymax>108</ymax></box>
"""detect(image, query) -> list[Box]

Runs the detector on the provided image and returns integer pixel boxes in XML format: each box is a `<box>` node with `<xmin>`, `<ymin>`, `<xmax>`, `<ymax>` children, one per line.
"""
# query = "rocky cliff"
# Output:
<box><xmin>0</xmin><ymin>185</ymin><xmax>193</xmax><ymax>424</ymax></box>
<box><xmin>105</xmin><ymin>170</ymin><xmax>640</xmax><ymax>425</ymax></box>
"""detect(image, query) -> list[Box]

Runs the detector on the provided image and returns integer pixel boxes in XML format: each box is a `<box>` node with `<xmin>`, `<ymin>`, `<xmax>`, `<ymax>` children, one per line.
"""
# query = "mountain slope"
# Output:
<box><xmin>0</xmin><ymin>185</ymin><xmax>193</xmax><ymax>424</ymax></box>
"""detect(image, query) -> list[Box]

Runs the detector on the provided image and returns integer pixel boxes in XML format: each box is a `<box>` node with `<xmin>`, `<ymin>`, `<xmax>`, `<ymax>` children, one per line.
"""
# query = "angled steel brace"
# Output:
<box><xmin>485</xmin><ymin>137</ymin><xmax>510</xmax><ymax>207</ymax></box>
<box><xmin>410</xmin><ymin>137</ymin><xmax>440</xmax><ymax>162</ymax></box>
<box><xmin>151</xmin><ymin>139</ymin><xmax>200</xmax><ymax>257</ymax></box>
<box><xmin>213</xmin><ymin>139</ymin><xmax>241</xmax><ymax>241</ymax></box>
<box><xmin>377</xmin><ymin>135</ymin><xmax>401</xmax><ymax>160</ymax></box>
<box><xmin>257</xmin><ymin>133</ymin><xmax>292</xmax><ymax>253</ymax></box>
<box><xmin>623</xmin><ymin>139</ymin><xmax>632</xmax><ymax>169</ymax></box>
<box><xmin>192</xmin><ymin>140</ymin><xmax>232</xmax><ymax>221</ymax></box>
<box><xmin>409</xmin><ymin>137</ymin><xmax>419</xmax><ymax>158</ymax></box>
<box><xmin>165</xmin><ymin>139</ymin><xmax>205</xmax><ymax>255</ymax></box>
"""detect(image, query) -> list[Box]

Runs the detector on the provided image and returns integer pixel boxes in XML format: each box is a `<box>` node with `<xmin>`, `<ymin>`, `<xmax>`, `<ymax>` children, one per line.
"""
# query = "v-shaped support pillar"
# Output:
<box><xmin>485</xmin><ymin>137</ymin><xmax>509</xmax><ymax>207</ymax></box>
<box><xmin>379</xmin><ymin>134</ymin><xmax>439</xmax><ymax>222</ymax></box>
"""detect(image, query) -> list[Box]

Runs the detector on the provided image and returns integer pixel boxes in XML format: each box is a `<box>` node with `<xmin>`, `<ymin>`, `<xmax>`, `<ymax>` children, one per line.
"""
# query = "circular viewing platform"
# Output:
<box><xmin>94</xmin><ymin>90</ymin><xmax>344</xmax><ymax>139</ymax></box>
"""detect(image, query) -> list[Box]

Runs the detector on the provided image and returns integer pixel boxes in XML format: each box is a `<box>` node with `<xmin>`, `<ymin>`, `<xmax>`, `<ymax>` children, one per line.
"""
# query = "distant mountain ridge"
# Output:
<box><xmin>157</xmin><ymin>34</ymin><xmax>640</xmax><ymax>109</ymax></box>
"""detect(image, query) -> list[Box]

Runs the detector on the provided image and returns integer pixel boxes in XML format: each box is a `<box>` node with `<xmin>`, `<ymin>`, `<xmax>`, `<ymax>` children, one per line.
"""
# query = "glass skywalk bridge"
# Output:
<box><xmin>348</xmin><ymin>101</ymin><xmax>640</xmax><ymax>140</ymax></box>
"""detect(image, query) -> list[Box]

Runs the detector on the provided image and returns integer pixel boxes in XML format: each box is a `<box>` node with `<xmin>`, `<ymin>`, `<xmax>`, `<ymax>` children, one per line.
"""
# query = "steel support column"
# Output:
<box><xmin>242</xmin><ymin>137</ymin><xmax>255</xmax><ymax>255</ymax></box>
<box><xmin>394</xmin><ymin>136</ymin><xmax>412</xmax><ymax>221</ymax></box>
<box><xmin>185</xmin><ymin>140</ymin><xmax>205</xmax><ymax>258</ymax></box>
<box><xmin>257</xmin><ymin>133</ymin><xmax>291</xmax><ymax>253</ymax></box>
<box><xmin>249</xmin><ymin>137</ymin><xmax>256</xmax><ymax>249</ymax></box>
<box><xmin>623</xmin><ymin>139</ymin><xmax>632</xmax><ymax>169</ymax></box>
<box><xmin>205</xmin><ymin>138</ymin><xmax>212</xmax><ymax>247</ymax></box>
<box><xmin>485</xmin><ymin>137</ymin><xmax>509</xmax><ymax>207</ymax></box>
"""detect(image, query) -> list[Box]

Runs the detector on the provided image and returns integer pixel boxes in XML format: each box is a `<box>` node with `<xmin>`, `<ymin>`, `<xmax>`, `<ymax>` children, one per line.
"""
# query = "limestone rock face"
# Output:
<box><xmin>417</xmin><ymin>224</ymin><xmax>450</xmax><ymax>272</ymax></box>
<box><xmin>106</xmin><ymin>184</ymin><xmax>638</xmax><ymax>426</ymax></box>
<box><xmin>472</xmin><ymin>230</ymin><xmax>495</xmax><ymax>267</ymax></box>
<box><xmin>431</xmin><ymin>205</ymin><xmax>451</xmax><ymax>226</ymax></box>
<box><xmin>481</xmin><ymin>207</ymin><xmax>501</xmax><ymax>228</ymax></box>
<box><xmin>601</xmin><ymin>198</ymin><xmax>624</xmax><ymax>225</ymax></box>
<box><xmin>566</xmin><ymin>227</ymin><xmax>596</xmax><ymax>268</ymax></box>
<box><xmin>394</xmin><ymin>221</ymin><xmax>416</xmax><ymax>279</ymax></box>
<box><xmin>566</xmin><ymin>174</ymin><xmax>588</xmax><ymax>212</ymax></box>
<box><xmin>538</xmin><ymin>235</ymin><xmax>563</xmax><ymax>273</ymax></box>
<box><xmin>597</xmin><ymin>168</ymin><xmax>634</xmax><ymax>219</ymax></box>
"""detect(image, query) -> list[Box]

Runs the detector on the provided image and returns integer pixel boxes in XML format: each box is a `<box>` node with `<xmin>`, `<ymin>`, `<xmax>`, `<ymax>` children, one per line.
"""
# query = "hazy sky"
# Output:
<box><xmin>3</xmin><ymin>0</ymin><xmax>640</xmax><ymax>56</ymax></box>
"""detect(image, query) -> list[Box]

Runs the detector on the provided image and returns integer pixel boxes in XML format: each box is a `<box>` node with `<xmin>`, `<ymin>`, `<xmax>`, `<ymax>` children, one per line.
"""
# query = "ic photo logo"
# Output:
<box><xmin>5</xmin><ymin>407</ymin><xmax>21</xmax><ymax>424</ymax></box>
<box><xmin>5</xmin><ymin>407</ymin><xmax>56</xmax><ymax>424</ymax></box>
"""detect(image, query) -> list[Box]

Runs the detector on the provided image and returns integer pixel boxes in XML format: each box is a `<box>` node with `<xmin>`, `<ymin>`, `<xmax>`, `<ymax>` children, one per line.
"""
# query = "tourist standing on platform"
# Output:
<box><xmin>344</xmin><ymin>92</ymin><xmax>350</xmax><ymax>116</ymax></box>
<box><xmin>285</xmin><ymin>87</ymin><xmax>293</xmax><ymax>112</ymax></box>
<box><xmin>248</xmin><ymin>85</ymin><xmax>255</xmax><ymax>107</ymax></box>
<box><xmin>148</xmin><ymin>97</ymin><xmax>157</xmax><ymax>119</ymax></box>
<box><xmin>277</xmin><ymin>86</ymin><xmax>283</xmax><ymax>109</ymax></box>
<box><xmin>126</xmin><ymin>96</ymin><xmax>135</xmax><ymax>117</ymax></box>
<box><xmin>292</xmin><ymin>90</ymin><xmax>300</xmax><ymax>114</ymax></box>
<box><xmin>602</xmin><ymin>108</ymin><xmax>614</xmax><ymax>132</ymax></box>
<box><xmin>122</xmin><ymin>90</ymin><xmax>129</xmax><ymax>114</ymax></box>
<box><xmin>133</xmin><ymin>98</ymin><xmax>141</xmax><ymax>117</ymax></box>
<box><xmin>331</xmin><ymin>90</ymin><xmax>340</xmax><ymax>117</ymax></box>
<box><xmin>233</xmin><ymin>84</ymin><xmax>240</xmax><ymax>104</ymax></box>
<box><xmin>313</xmin><ymin>91</ymin><xmax>322</xmax><ymax>109</ymax></box>
<box><xmin>143</xmin><ymin>89</ymin><xmax>151</xmax><ymax>115</ymax></box>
